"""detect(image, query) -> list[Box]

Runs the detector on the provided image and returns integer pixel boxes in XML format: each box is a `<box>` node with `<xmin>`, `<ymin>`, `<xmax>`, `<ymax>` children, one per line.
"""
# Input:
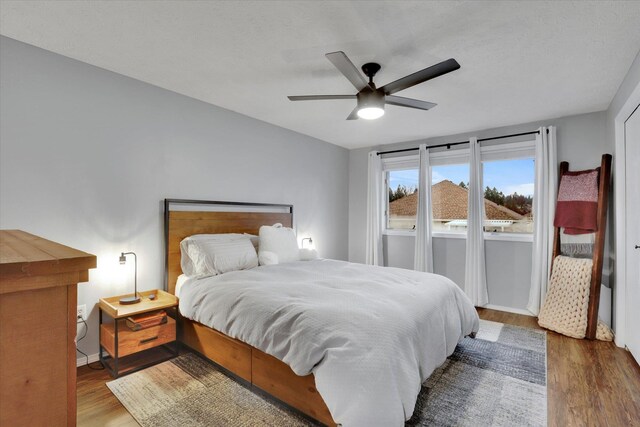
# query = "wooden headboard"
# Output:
<box><xmin>164</xmin><ymin>199</ymin><xmax>293</xmax><ymax>295</ymax></box>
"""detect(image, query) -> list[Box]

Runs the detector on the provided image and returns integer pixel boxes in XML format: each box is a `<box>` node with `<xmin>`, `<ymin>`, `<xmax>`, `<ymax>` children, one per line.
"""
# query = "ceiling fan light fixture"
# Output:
<box><xmin>356</xmin><ymin>90</ymin><xmax>385</xmax><ymax>120</ymax></box>
<box><xmin>357</xmin><ymin>106</ymin><xmax>385</xmax><ymax>120</ymax></box>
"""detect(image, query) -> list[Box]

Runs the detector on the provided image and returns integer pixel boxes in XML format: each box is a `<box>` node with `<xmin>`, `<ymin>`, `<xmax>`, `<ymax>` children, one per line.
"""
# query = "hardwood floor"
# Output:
<box><xmin>477</xmin><ymin>308</ymin><xmax>640</xmax><ymax>427</ymax></box>
<box><xmin>77</xmin><ymin>365</ymin><xmax>138</xmax><ymax>427</ymax></box>
<box><xmin>77</xmin><ymin>309</ymin><xmax>640</xmax><ymax>426</ymax></box>
<box><xmin>77</xmin><ymin>350</ymin><xmax>156</xmax><ymax>427</ymax></box>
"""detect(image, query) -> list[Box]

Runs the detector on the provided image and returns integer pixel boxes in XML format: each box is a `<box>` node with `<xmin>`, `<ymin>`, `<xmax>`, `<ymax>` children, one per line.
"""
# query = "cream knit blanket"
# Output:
<box><xmin>538</xmin><ymin>255</ymin><xmax>613</xmax><ymax>341</ymax></box>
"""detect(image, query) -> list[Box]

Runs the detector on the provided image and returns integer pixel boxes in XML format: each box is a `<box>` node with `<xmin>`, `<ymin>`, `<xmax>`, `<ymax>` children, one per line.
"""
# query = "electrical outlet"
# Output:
<box><xmin>77</xmin><ymin>305</ymin><xmax>87</xmax><ymax>321</ymax></box>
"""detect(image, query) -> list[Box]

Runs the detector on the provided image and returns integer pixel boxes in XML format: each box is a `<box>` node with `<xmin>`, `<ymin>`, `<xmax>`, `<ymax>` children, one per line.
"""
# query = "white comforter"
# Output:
<box><xmin>179</xmin><ymin>259</ymin><xmax>479</xmax><ymax>427</ymax></box>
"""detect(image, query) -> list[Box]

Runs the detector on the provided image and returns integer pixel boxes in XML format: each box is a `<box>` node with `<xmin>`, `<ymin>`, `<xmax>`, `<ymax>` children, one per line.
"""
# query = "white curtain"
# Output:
<box><xmin>365</xmin><ymin>151</ymin><xmax>384</xmax><ymax>266</ymax></box>
<box><xmin>464</xmin><ymin>138</ymin><xmax>489</xmax><ymax>306</ymax></box>
<box><xmin>527</xmin><ymin>126</ymin><xmax>558</xmax><ymax>315</ymax></box>
<box><xmin>414</xmin><ymin>144</ymin><xmax>434</xmax><ymax>272</ymax></box>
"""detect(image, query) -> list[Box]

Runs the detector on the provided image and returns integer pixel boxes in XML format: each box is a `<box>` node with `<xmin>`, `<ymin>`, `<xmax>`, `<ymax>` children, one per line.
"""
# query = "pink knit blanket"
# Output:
<box><xmin>553</xmin><ymin>169</ymin><xmax>599</xmax><ymax>235</ymax></box>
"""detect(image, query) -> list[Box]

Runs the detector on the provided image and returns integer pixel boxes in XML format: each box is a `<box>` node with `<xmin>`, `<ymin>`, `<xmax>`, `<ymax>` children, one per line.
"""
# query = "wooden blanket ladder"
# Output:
<box><xmin>551</xmin><ymin>154</ymin><xmax>612</xmax><ymax>340</ymax></box>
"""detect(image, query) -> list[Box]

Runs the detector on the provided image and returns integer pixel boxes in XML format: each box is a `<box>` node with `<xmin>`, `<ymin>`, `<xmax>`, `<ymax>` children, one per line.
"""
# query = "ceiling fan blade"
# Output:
<box><xmin>325</xmin><ymin>51</ymin><xmax>369</xmax><ymax>91</ymax></box>
<box><xmin>288</xmin><ymin>95</ymin><xmax>356</xmax><ymax>101</ymax></box>
<box><xmin>381</xmin><ymin>58</ymin><xmax>460</xmax><ymax>95</ymax></box>
<box><xmin>385</xmin><ymin>95</ymin><xmax>437</xmax><ymax>111</ymax></box>
<box><xmin>346</xmin><ymin>107</ymin><xmax>359</xmax><ymax>120</ymax></box>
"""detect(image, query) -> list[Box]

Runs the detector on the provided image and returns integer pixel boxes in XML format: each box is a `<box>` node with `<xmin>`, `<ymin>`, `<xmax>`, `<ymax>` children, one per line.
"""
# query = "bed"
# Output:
<box><xmin>164</xmin><ymin>199</ymin><xmax>479</xmax><ymax>427</ymax></box>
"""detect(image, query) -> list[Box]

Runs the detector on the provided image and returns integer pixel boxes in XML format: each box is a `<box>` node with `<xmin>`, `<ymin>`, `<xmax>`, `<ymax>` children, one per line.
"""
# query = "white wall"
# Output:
<box><xmin>608</xmin><ymin>50</ymin><xmax>640</xmax><ymax>124</ymax></box>
<box><xmin>350</xmin><ymin>110</ymin><xmax>613</xmax><ymax>315</ymax></box>
<box><xmin>606</xmin><ymin>48</ymin><xmax>640</xmax><ymax>341</ymax></box>
<box><xmin>0</xmin><ymin>36</ymin><xmax>349</xmax><ymax>362</ymax></box>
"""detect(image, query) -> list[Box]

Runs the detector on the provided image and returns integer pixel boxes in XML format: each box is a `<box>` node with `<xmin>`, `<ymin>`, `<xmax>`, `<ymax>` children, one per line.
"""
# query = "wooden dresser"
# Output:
<box><xmin>0</xmin><ymin>230</ymin><xmax>96</xmax><ymax>427</ymax></box>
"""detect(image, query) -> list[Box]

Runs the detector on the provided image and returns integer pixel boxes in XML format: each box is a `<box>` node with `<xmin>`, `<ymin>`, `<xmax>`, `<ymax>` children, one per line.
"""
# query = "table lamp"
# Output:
<box><xmin>301</xmin><ymin>237</ymin><xmax>313</xmax><ymax>248</ymax></box>
<box><xmin>119</xmin><ymin>252</ymin><xmax>141</xmax><ymax>305</ymax></box>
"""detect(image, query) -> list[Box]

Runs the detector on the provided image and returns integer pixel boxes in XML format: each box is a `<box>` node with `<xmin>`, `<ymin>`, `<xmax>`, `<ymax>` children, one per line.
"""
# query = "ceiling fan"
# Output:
<box><xmin>288</xmin><ymin>51</ymin><xmax>460</xmax><ymax>120</ymax></box>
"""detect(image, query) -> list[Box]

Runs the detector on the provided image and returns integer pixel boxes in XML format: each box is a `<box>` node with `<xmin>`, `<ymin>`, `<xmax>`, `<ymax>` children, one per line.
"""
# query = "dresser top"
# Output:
<box><xmin>0</xmin><ymin>230</ymin><xmax>96</xmax><ymax>280</ymax></box>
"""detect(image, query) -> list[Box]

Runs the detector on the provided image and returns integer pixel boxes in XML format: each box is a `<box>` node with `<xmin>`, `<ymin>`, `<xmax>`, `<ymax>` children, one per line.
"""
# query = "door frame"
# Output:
<box><xmin>614</xmin><ymin>80</ymin><xmax>640</xmax><ymax>348</ymax></box>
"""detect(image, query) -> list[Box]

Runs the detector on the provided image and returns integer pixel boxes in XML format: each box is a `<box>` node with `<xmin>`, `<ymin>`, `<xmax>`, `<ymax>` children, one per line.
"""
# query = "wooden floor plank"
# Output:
<box><xmin>76</xmin><ymin>309</ymin><xmax>640</xmax><ymax>426</ymax></box>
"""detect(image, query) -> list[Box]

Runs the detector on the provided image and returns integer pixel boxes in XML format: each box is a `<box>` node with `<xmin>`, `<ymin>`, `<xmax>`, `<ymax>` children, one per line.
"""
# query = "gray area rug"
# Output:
<box><xmin>407</xmin><ymin>320</ymin><xmax>547</xmax><ymax>426</ymax></box>
<box><xmin>107</xmin><ymin>320</ymin><xmax>546</xmax><ymax>427</ymax></box>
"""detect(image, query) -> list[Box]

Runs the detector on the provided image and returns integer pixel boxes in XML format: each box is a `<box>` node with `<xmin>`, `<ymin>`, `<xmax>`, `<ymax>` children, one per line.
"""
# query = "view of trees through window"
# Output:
<box><xmin>483</xmin><ymin>186</ymin><xmax>533</xmax><ymax>216</ymax></box>
<box><xmin>481</xmin><ymin>158</ymin><xmax>534</xmax><ymax>233</ymax></box>
<box><xmin>388</xmin><ymin>184</ymin><xmax>417</xmax><ymax>202</ymax></box>
<box><xmin>386</xmin><ymin>158</ymin><xmax>534</xmax><ymax>234</ymax></box>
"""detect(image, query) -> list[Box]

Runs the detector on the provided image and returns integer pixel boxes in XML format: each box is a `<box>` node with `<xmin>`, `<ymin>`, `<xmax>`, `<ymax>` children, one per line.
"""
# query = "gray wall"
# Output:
<box><xmin>0</xmin><ymin>36</ymin><xmax>349</xmax><ymax>362</ymax></box>
<box><xmin>384</xmin><ymin>237</ymin><xmax>534</xmax><ymax>312</ymax></box>
<box><xmin>384</xmin><ymin>237</ymin><xmax>529</xmax><ymax>304</ymax></box>
<box><xmin>349</xmin><ymin>110</ymin><xmax>612</xmax><ymax>314</ymax></box>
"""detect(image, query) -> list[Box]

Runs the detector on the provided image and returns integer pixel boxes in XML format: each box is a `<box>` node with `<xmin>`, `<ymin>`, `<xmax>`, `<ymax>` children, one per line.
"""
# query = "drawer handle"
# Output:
<box><xmin>139</xmin><ymin>336</ymin><xmax>159</xmax><ymax>344</ymax></box>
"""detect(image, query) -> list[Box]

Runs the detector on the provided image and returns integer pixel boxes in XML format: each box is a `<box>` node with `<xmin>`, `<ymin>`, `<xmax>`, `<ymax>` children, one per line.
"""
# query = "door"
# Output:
<box><xmin>625</xmin><ymin>104</ymin><xmax>640</xmax><ymax>362</ymax></box>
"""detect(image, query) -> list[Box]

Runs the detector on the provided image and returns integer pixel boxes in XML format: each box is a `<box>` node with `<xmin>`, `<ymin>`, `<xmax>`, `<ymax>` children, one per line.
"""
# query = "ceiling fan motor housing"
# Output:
<box><xmin>357</xmin><ymin>90</ymin><xmax>385</xmax><ymax>110</ymax></box>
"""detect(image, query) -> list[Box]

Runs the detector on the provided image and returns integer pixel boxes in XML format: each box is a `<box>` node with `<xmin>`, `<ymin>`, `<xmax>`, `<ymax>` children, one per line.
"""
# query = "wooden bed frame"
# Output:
<box><xmin>164</xmin><ymin>199</ymin><xmax>336</xmax><ymax>426</ymax></box>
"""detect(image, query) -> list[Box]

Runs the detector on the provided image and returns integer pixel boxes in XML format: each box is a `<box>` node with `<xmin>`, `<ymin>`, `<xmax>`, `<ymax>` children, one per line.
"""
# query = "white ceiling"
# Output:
<box><xmin>1</xmin><ymin>1</ymin><xmax>640</xmax><ymax>149</ymax></box>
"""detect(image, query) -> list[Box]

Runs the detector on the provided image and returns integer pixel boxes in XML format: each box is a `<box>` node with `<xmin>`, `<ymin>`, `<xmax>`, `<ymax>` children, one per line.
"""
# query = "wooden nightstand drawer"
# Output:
<box><xmin>101</xmin><ymin>316</ymin><xmax>176</xmax><ymax>358</ymax></box>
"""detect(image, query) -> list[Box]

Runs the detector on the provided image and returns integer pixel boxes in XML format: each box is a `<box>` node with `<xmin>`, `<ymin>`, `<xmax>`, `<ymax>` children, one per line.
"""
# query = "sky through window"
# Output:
<box><xmin>388</xmin><ymin>159</ymin><xmax>534</xmax><ymax>197</ymax></box>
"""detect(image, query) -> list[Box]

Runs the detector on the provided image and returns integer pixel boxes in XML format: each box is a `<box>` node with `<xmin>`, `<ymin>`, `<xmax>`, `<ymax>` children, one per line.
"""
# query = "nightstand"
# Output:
<box><xmin>99</xmin><ymin>289</ymin><xmax>178</xmax><ymax>377</ymax></box>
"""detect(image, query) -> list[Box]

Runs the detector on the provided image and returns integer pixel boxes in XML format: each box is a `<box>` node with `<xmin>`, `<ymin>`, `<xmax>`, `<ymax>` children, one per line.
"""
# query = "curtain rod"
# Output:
<box><xmin>376</xmin><ymin>129</ymin><xmax>548</xmax><ymax>156</ymax></box>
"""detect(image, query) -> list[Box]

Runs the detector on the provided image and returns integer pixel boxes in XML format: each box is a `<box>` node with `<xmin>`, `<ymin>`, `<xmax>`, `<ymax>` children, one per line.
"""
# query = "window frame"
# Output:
<box><xmin>380</xmin><ymin>140</ymin><xmax>536</xmax><ymax>242</ymax></box>
<box><xmin>382</xmin><ymin>154</ymin><xmax>419</xmax><ymax>234</ymax></box>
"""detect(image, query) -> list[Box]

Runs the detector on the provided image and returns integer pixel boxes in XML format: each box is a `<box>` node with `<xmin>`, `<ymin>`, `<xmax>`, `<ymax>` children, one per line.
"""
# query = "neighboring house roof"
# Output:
<box><xmin>389</xmin><ymin>180</ymin><xmax>524</xmax><ymax>220</ymax></box>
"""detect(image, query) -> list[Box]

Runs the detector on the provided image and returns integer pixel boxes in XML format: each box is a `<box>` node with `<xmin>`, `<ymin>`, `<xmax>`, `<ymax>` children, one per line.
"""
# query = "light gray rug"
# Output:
<box><xmin>107</xmin><ymin>320</ymin><xmax>546</xmax><ymax>427</ymax></box>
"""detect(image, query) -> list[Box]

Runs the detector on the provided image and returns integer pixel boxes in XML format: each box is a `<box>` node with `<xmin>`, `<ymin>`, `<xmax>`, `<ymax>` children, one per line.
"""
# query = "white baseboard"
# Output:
<box><xmin>76</xmin><ymin>352</ymin><xmax>100</xmax><ymax>367</ymax></box>
<box><xmin>484</xmin><ymin>304</ymin><xmax>534</xmax><ymax>317</ymax></box>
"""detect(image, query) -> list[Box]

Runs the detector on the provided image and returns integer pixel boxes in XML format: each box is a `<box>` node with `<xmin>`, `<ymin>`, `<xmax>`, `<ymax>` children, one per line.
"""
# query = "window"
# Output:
<box><xmin>429</xmin><ymin>147</ymin><xmax>470</xmax><ymax>236</ymax></box>
<box><xmin>383</xmin><ymin>155</ymin><xmax>418</xmax><ymax>231</ymax></box>
<box><xmin>481</xmin><ymin>141</ymin><xmax>535</xmax><ymax>235</ymax></box>
<box><xmin>381</xmin><ymin>140</ymin><xmax>535</xmax><ymax>239</ymax></box>
<box><xmin>431</xmin><ymin>163</ymin><xmax>470</xmax><ymax>233</ymax></box>
<box><xmin>386</xmin><ymin>168</ymin><xmax>418</xmax><ymax>230</ymax></box>
<box><xmin>482</xmin><ymin>158</ymin><xmax>534</xmax><ymax>233</ymax></box>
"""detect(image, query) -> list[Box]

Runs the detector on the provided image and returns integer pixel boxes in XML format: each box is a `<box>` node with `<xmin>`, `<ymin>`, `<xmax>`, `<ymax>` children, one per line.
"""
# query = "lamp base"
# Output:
<box><xmin>119</xmin><ymin>295</ymin><xmax>141</xmax><ymax>305</ymax></box>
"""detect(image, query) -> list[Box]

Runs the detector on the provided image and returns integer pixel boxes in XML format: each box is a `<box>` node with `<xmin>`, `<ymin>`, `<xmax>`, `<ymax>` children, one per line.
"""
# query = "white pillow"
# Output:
<box><xmin>258</xmin><ymin>250</ymin><xmax>279</xmax><ymax>266</ymax></box>
<box><xmin>180</xmin><ymin>234</ymin><xmax>258</xmax><ymax>277</ymax></box>
<box><xmin>244</xmin><ymin>233</ymin><xmax>259</xmax><ymax>251</ymax></box>
<box><xmin>180</xmin><ymin>233</ymin><xmax>249</xmax><ymax>274</ymax></box>
<box><xmin>299</xmin><ymin>248</ymin><xmax>319</xmax><ymax>261</ymax></box>
<box><xmin>258</xmin><ymin>223</ymin><xmax>300</xmax><ymax>265</ymax></box>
